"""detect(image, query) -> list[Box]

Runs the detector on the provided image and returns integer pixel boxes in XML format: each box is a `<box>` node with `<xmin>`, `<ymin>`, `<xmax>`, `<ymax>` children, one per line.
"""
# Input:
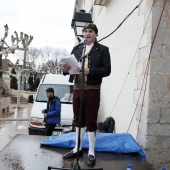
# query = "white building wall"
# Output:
<box><xmin>79</xmin><ymin>0</ymin><xmax>144</xmax><ymax>137</ymax></box>
<box><xmin>75</xmin><ymin>0</ymin><xmax>170</xmax><ymax>169</ymax></box>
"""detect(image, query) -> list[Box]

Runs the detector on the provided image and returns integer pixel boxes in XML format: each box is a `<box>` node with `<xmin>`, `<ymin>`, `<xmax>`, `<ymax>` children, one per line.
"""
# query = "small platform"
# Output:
<box><xmin>0</xmin><ymin>134</ymin><xmax>155</xmax><ymax>170</ymax></box>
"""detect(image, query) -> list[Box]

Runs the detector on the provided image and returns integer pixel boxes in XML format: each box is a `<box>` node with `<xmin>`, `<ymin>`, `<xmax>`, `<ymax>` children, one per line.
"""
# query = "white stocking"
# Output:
<box><xmin>88</xmin><ymin>131</ymin><xmax>96</xmax><ymax>157</ymax></box>
<box><xmin>73</xmin><ymin>127</ymin><xmax>86</xmax><ymax>153</ymax></box>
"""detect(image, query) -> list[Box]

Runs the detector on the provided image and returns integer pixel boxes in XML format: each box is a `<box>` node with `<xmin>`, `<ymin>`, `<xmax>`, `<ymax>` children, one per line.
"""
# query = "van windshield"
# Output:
<box><xmin>36</xmin><ymin>84</ymin><xmax>73</xmax><ymax>103</ymax></box>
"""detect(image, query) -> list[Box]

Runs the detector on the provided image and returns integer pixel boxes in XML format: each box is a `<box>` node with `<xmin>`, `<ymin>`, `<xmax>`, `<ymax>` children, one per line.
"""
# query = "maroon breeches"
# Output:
<box><xmin>73</xmin><ymin>89</ymin><xmax>100</xmax><ymax>132</ymax></box>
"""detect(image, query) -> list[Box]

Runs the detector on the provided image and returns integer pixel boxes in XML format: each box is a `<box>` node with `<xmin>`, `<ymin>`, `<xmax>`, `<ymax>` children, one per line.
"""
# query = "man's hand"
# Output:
<box><xmin>60</xmin><ymin>64</ymin><xmax>71</xmax><ymax>73</ymax></box>
<box><xmin>41</xmin><ymin>109</ymin><xmax>45</xmax><ymax>113</ymax></box>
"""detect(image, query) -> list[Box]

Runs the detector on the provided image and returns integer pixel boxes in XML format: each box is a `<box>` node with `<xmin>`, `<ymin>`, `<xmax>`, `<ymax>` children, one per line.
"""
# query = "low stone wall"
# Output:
<box><xmin>11</xmin><ymin>89</ymin><xmax>36</xmax><ymax>99</ymax></box>
<box><xmin>0</xmin><ymin>97</ymin><xmax>10</xmax><ymax>114</ymax></box>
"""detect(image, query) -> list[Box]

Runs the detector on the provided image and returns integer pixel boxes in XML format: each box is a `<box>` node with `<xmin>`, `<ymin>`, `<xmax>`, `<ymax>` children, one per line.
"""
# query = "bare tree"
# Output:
<box><xmin>16</xmin><ymin>46</ymin><xmax>68</xmax><ymax>72</ymax></box>
<box><xmin>0</xmin><ymin>24</ymin><xmax>33</xmax><ymax>97</ymax></box>
<box><xmin>39</xmin><ymin>46</ymin><xmax>68</xmax><ymax>60</ymax></box>
<box><xmin>39</xmin><ymin>59</ymin><xmax>60</xmax><ymax>74</ymax></box>
<box><xmin>15</xmin><ymin>46</ymin><xmax>68</xmax><ymax>91</ymax></box>
<box><xmin>52</xmin><ymin>48</ymin><xmax>68</xmax><ymax>57</ymax></box>
<box><xmin>16</xmin><ymin>47</ymin><xmax>40</xmax><ymax>70</ymax></box>
<box><xmin>39</xmin><ymin>46</ymin><xmax>53</xmax><ymax>58</ymax></box>
<box><xmin>26</xmin><ymin>47</ymin><xmax>41</xmax><ymax>70</ymax></box>
<box><xmin>38</xmin><ymin>47</ymin><xmax>68</xmax><ymax>74</ymax></box>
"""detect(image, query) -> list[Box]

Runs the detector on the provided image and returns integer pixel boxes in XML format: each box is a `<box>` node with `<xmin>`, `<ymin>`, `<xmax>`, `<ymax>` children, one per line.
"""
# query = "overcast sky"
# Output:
<box><xmin>0</xmin><ymin>0</ymin><xmax>75</xmax><ymax>63</ymax></box>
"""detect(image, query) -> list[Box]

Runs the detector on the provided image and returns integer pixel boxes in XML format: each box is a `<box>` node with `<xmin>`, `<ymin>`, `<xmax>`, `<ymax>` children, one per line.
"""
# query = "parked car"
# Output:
<box><xmin>28</xmin><ymin>74</ymin><xmax>74</xmax><ymax>135</ymax></box>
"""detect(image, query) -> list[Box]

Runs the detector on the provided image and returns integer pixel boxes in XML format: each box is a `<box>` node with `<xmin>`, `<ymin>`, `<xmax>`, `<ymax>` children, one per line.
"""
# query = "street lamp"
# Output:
<box><xmin>71</xmin><ymin>9</ymin><xmax>93</xmax><ymax>37</ymax></box>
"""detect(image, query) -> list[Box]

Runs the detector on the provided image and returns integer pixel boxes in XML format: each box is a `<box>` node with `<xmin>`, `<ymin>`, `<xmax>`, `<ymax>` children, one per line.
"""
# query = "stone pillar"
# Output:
<box><xmin>136</xmin><ymin>0</ymin><xmax>170</xmax><ymax>169</ymax></box>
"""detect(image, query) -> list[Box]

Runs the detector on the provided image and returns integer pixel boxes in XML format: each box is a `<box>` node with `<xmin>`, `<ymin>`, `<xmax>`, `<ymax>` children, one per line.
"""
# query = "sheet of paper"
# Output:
<box><xmin>58</xmin><ymin>54</ymin><xmax>80</xmax><ymax>74</ymax></box>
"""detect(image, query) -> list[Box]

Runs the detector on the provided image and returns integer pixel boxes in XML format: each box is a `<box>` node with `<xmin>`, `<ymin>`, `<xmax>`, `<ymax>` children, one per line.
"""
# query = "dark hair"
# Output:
<box><xmin>46</xmin><ymin>88</ymin><xmax>54</xmax><ymax>93</ymax></box>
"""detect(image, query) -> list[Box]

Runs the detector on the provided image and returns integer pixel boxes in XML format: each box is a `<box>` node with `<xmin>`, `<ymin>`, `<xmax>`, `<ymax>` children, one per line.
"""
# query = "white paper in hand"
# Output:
<box><xmin>57</xmin><ymin>54</ymin><xmax>80</xmax><ymax>75</ymax></box>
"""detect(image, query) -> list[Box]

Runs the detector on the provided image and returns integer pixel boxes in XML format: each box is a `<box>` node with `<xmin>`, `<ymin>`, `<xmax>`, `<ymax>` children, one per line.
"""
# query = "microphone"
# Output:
<box><xmin>79</xmin><ymin>41</ymin><xmax>87</xmax><ymax>72</ymax></box>
<box><xmin>77</xmin><ymin>35</ymin><xmax>84</xmax><ymax>44</ymax></box>
<box><xmin>80</xmin><ymin>41</ymin><xmax>87</xmax><ymax>61</ymax></box>
<box><xmin>77</xmin><ymin>37</ymin><xmax>81</xmax><ymax>42</ymax></box>
<box><xmin>82</xmin><ymin>39</ymin><xmax>86</xmax><ymax>47</ymax></box>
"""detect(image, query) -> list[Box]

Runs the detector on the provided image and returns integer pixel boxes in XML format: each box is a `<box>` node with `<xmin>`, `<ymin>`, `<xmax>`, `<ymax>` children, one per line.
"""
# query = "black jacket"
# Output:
<box><xmin>66</xmin><ymin>41</ymin><xmax>111</xmax><ymax>85</ymax></box>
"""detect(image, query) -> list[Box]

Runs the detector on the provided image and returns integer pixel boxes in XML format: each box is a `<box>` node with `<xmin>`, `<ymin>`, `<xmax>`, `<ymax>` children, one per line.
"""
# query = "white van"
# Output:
<box><xmin>28</xmin><ymin>74</ymin><xmax>74</xmax><ymax>135</ymax></box>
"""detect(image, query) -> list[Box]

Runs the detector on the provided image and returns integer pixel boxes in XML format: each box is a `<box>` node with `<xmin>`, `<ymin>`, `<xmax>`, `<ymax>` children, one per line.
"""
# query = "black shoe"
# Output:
<box><xmin>63</xmin><ymin>150</ymin><xmax>83</xmax><ymax>159</ymax></box>
<box><xmin>86</xmin><ymin>155</ymin><xmax>96</xmax><ymax>166</ymax></box>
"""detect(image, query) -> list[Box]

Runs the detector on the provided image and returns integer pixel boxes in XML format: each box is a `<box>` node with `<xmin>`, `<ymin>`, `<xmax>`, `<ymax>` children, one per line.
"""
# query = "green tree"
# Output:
<box><xmin>28</xmin><ymin>72</ymin><xmax>33</xmax><ymax>91</ymax></box>
<box><xmin>35</xmin><ymin>77</ymin><xmax>40</xmax><ymax>91</ymax></box>
<box><xmin>10</xmin><ymin>68</ymin><xmax>18</xmax><ymax>90</ymax></box>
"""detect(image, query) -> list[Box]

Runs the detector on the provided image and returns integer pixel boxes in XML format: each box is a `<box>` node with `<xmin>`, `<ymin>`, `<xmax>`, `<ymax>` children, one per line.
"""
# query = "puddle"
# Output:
<box><xmin>0</xmin><ymin>112</ymin><xmax>15</xmax><ymax>118</ymax></box>
<box><xmin>17</xmin><ymin>125</ymin><xmax>26</xmax><ymax>130</ymax></box>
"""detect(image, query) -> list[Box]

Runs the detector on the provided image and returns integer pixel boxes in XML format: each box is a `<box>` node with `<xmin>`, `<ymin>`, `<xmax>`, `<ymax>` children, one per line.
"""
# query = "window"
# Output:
<box><xmin>36</xmin><ymin>84</ymin><xmax>73</xmax><ymax>103</ymax></box>
<box><xmin>94</xmin><ymin>0</ymin><xmax>110</xmax><ymax>6</ymax></box>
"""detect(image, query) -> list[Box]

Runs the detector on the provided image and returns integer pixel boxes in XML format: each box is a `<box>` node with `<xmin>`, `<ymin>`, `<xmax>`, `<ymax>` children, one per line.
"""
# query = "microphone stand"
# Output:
<box><xmin>73</xmin><ymin>42</ymin><xmax>86</xmax><ymax>170</ymax></box>
<box><xmin>48</xmin><ymin>42</ymin><xmax>103</xmax><ymax>170</ymax></box>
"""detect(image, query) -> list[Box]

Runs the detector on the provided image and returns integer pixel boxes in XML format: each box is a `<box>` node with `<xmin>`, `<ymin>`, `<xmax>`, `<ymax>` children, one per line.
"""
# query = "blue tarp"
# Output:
<box><xmin>40</xmin><ymin>132</ymin><xmax>146</xmax><ymax>160</ymax></box>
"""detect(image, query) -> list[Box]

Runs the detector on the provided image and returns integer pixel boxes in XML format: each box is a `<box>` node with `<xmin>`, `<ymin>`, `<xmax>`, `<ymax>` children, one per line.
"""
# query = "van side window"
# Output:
<box><xmin>36</xmin><ymin>84</ymin><xmax>73</xmax><ymax>103</ymax></box>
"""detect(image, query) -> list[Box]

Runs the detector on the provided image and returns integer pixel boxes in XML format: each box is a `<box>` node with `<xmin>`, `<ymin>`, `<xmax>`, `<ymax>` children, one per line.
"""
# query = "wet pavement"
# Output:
<box><xmin>0</xmin><ymin>134</ymin><xmax>155</xmax><ymax>170</ymax></box>
<box><xmin>0</xmin><ymin>103</ymin><xmax>32</xmax><ymax>151</ymax></box>
<box><xmin>0</xmin><ymin>103</ymin><xmax>155</xmax><ymax>170</ymax></box>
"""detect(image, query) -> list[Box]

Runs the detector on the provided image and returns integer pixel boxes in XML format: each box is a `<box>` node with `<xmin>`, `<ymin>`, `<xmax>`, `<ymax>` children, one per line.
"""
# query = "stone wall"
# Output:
<box><xmin>136</xmin><ymin>0</ymin><xmax>170</xmax><ymax>169</ymax></box>
<box><xmin>0</xmin><ymin>97</ymin><xmax>10</xmax><ymax>114</ymax></box>
<box><xmin>10</xmin><ymin>89</ymin><xmax>36</xmax><ymax>99</ymax></box>
<box><xmin>2</xmin><ymin>74</ymin><xmax>10</xmax><ymax>90</ymax></box>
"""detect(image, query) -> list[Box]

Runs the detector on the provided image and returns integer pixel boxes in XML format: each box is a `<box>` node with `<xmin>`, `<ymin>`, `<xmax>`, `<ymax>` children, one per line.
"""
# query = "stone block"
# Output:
<box><xmin>149</xmin><ymin>90</ymin><xmax>170</xmax><ymax>108</ymax></box>
<box><xmin>150</xmin><ymin>74</ymin><xmax>167</xmax><ymax>89</ymax></box>
<box><xmin>162</xmin><ymin>137</ymin><xmax>170</xmax><ymax>150</ymax></box>
<box><xmin>167</xmin><ymin>9</ymin><xmax>170</xmax><ymax>29</ymax></box>
<box><xmin>145</xmin><ymin>150</ymin><xmax>160</xmax><ymax>164</ymax></box>
<box><xmin>146</xmin><ymin>136</ymin><xmax>170</xmax><ymax>151</ymax></box>
<box><xmin>163</xmin><ymin>45</ymin><xmax>170</xmax><ymax>58</ymax></box>
<box><xmin>147</xmin><ymin>124</ymin><xmax>170</xmax><ymax>136</ymax></box>
<box><xmin>152</xmin><ymin>8</ymin><xmax>167</xmax><ymax>29</ymax></box>
<box><xmin>150</xmin><ymin>44</ymin><xmax>162</xmax><ymax>58</ymax></box>
<box><xmin>150</xmin><ymin>59</ymin><xmax>170</xmax><ymax>74</ymax></box>
<box><xmin>0</xmin><ymin>97</ymin><xmax>10</xmax><ymax>114</ymax></box>
<box><xmin>155</xmin><ymin>29</ymin><xmax>170</xmax><ymax>45</ymax></box>
<box><xmin>157</xmin><ymin>151</ymin><xmax>170</xmax><ymax>164</ymax></box>
<box><xmin>146</xmin><ymin>150</ymin><xmax>170</xmax><ymax>168</ymax></box>
<box><xmin>145</xmin><ymin>136</ymin><xmax>158</xmax><ymax>149</ymax></box>
<box><xmin>147</xmin><ymin>107</ymin><xmax>160</xmax><ymax>123</ymax></box>
<box><xmin>160</xmin><ymin>109</ymin><xmax>170</xmax><ymax>123</ymax></box>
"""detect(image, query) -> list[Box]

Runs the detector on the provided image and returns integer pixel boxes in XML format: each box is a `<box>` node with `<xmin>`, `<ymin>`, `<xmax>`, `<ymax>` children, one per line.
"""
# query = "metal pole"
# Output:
<box><xmin>17</xmin><ymin>69</ymin><xmax>21</xmax><ymax>109</ymax></box>
<box><xmin>21</xmin><ymin>50</ymin><xmax>27</xmax><ymax>90</ymax></box>
<box><xmin>0</xmin><ymin>51</ymin><xmax>3</xmax><ymax>98</ymax></box>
